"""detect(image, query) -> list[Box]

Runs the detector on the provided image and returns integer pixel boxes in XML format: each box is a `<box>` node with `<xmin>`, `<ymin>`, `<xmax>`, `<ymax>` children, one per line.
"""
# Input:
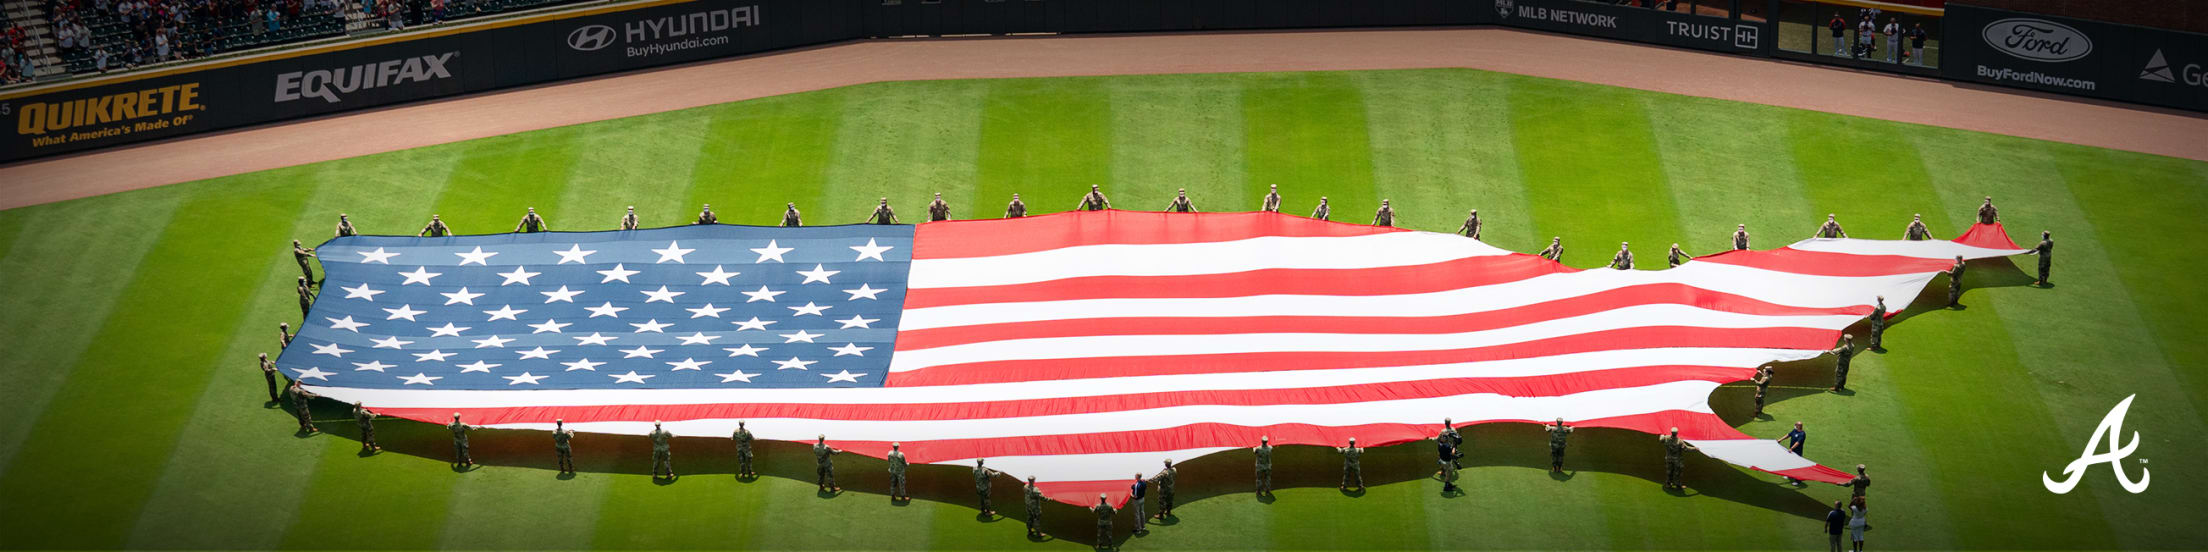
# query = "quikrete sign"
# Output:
<box><xmin>14</xmin><ymin>83</ymin><xmax>204</xmax><ymax>147</ymax></box>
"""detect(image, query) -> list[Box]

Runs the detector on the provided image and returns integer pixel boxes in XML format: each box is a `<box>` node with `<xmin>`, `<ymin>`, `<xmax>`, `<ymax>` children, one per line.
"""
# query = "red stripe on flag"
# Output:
<box><xmin>913</xmin><ymin>210</ymin><xmax>1401</xmax><ymax>259</ymax></box>
<box><xmin>1692</xmin><ymin>248</ymin><xmax>1960</xmax><ymax>277</ymax></box>
<box><xmin>1953</xmin><ymin>222</ymin><xmax>2023</xmax><ymax>251</ymax></box>
<box><xmin>903</xmin><ymin>253</ymin><xmax>1573</xmax><ymax>309</ymax></box>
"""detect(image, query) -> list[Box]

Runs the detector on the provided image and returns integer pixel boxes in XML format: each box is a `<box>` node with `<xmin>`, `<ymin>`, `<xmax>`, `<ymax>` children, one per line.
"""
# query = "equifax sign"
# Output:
<box><xmin>274</xmin><ymin>52</ymin><xmax>458</xmax><ymax>104</ymax></box>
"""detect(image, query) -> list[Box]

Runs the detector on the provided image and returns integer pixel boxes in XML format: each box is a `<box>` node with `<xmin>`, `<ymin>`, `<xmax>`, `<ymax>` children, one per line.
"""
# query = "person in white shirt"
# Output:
<box><xmin>1882</xmin><ymin>18</ymin><xmax>1901</xmax><ymax>63</ymax></box>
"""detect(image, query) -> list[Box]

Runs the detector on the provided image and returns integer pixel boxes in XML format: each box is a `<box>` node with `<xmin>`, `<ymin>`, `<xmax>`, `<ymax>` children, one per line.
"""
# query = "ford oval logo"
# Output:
<box><xmin>567</xmin><ymin>25</ymin><xmax>617</xmax><ymax>52</ymax></box>
<box><xmin>1982</xmin><ymin>18</ymin><xmax>2092</xmax><ymax>63</ymax></box>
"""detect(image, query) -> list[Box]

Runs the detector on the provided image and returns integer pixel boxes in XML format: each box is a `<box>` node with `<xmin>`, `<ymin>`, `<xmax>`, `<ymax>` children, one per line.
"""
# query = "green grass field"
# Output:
<box><xmin>2</xmin><ymin>68</ymin><xmax>2205</xmax><ymax>550</ymax></box>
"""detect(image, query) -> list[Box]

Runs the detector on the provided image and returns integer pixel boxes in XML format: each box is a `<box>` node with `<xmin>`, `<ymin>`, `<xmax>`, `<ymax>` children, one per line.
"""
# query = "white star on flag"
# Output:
<box><xmin>780</xmin><ymin>329</ymin><xmax>822</xmax><ymax>343</ymax></box>
<box><xmin>716</xmin><ymin>370</ymin><xmax>760</xmax><ymax>383</ymax></box>
<box><xmin>310</xmin><ymin>342</ymin><xmax>353</xmax><ymax>357</ymax></box>
<box><xmin>340</xmin><ymin>283</ymin><xmax>384</xmax><ymax>301</ymax></box>
<box><xmin>504</xmin><ymin>372</ymin><xmax>547</xmax><ymax>385</ymax></box>
<box><xmin>620</xmin><ymin>346</ymin><xmax>663</xmax><ymax>359</ymax></box>
<box><xmin>629</xmin><ymin>319</ymin><xmax>672</xmax><ymax>333</ymax></box>
<box><xmin>836</xmin><ymin>315</ymin><xmax>879</xmax><ymax>329</ymax></box>
<box><xmin>326</xmin><ymin>316</ymin><xmax>369</xmax><ymax>332</ymax></box>
<box><xmin>843</xmin><ymin>284</ymin><xmax>885</xmax><ymax>300</ymax></box>
<box><xmin>652</xmin><ymin>241</ymin><xmax>695</xmax><ymax>263</ymax></box>
<box><xmin>413</xmin><ymin>350</ymin><xmax>455</xmax><ymax>362</ymax></box>
<box><xmin>830</xmin><ymin>343</ymin><xmax>873</xmax><ymax>356</ymax></box>
<box><xmin>774</xmin><ymin>357</ymin><xmax>817</xmax><ymax>371</ymax></box>
<box><xmin>483</xmin><ymin>305</ymin><xmax>527</xmax><ymax>321</ymax></box>
<box><xmin>822</xmin><ymin>370</ymin><xmax>864</xmax><ymax>383</ymax></box>
<box><xmin>597</xmin><ymin>264</ymin><xmax>639</xmax><ymax>283</ymax></box>
<box><xmin>382</xmin><ymin>304</ymin><xmax>426</xmax><ymax>321</ymax></box>
<box><xmin>797</xmin><ymin>264</ymin><xmax>840</xmax><ymax>284</ymax></box>
<box><xmin>455</xmin><ymin>246</ymin><xmax>499</xmax><ymax>266</ymax></box>
<box><xmin>722</xmin><ymin>344</ymin><xmax>767</xmax><ymax>357</ymax></box>
<box><xmin>666</xmin><ymin>358</ymin><xmax>710</xmax><ymax>371</ymax></box>
<box><xmin>850</xmin><ymin>238</ymin><xmax>893</xmax><ymax>261</ymax></box>
<box><xmin>585</xmin><ymin>302</ymin><xmax>628</xmax><ymax>318</ymax></box>
<box><xmin>370</xmin><ymin>336</ymin><xmax>413</xmax><ymax>349</ymax></box>
<box><xmin>427</xmin><ymin>323</ymin><xmax>470</xmax><ymax>337</ymax></box>
<box><xmin>517</xmin><ymin>346</ymin><xmax>560</xmax><ymax>360</ymax></box>
<box><xmin>457</xmin><ymin>360</ymin><xmax>501</xmax><ymax>373</ymax></box>
<box><xmin>471</xmin><ymin>335</ymin><xmax>515</xmax><ymax>348</ymax></box>
<box><xmin>742</xmin><ymin>286</ymin><xmax>785</xmax><ymax>303</ymax></box>
<box><xmin>789</xmin><ymin>302</ymin><xmax>831</xmax><ymax>316</ymax></box>
<box><xmin>400</xmin><ymin>372</ymin><xmax>442</xmax><ymax>385</ymax></box>
<box><xmin>750</xmin><ymin>240</ymin><xmax>793</xmax><ymax>263</ymax></box>
<box><xmin>697</xmin><ymin>266</ymin><xmax>740</xmax><ymax>285</ymax></box>
<box><xmin>554</xmin><ymin>244</ymin><xmax>596</xmax><ymax>264</ymax></box>
<box><xmin>398</xmin><ymin>266</ymin><xmax>441</xmax><ymax>285</ymax></box>
<box><xmin>562</xmin><ymin>359</ymin><xmax>605</xmax><ymax>371</ymax></box>
<box><xmin>352</xmin><ymin>361</ymin><xmax>393</xmax><ymax>372</ymax></box>
<box><xmin>540</xmin><ymin>285</ymin><xmax>584</xmax><ymax>303</ymax></box>
<box><xmin>573</xmin><ymin>332</ymin><xmax>617</xmax><ymax>346</ymax></box>
<box><xmin>610</xmin><ymin>371</ymin><xmax>654</xmax><ymax>384</ymax></box>
<box><xmin>528</xmin><ymin>319</ymin><xmax>571</xmax><ymax>334</ymax></box>
<box><xmin>497</xmin><ymin>267</ymin><xmax>539</xmax><ymax>285</ymax></box>
<box><xmin>293</xmin><ymin>367</ymin><xmax>335</xmax><ymax>381</ymax></box>
<box><xmin>641</xmin><ymin>286</ymin><xmax>685</xmax><ymax>303</ymax></box>
<box><xmin>678</xmin><ymin>332</ymin><xmax>720</xmax><ymax>345</ymax></box>
<box><xmin>686</xmin><ymin>304</ymin><xmax>729</xmax><ymax>318</ymax></box>
<box><xmin>440</xmin><ymin>287</ymin><xmax>484</xmax><ymax>305</ymax></box>
<box><xmin>357</xmin><ymin>247</ymin><xmax>400</xmax><ymax>264</ymax></box>
<box><xmin>732</xmin><ymin>317</ymin><xmax>775</xmax><ymax>331</ymax></box>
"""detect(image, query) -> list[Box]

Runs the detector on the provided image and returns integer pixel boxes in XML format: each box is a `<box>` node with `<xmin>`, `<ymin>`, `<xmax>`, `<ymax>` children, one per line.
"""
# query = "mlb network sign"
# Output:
<box><xmin>566</xmin><ymin>4</ymin><xmax>761</xmax><ymax>59</ymax></box>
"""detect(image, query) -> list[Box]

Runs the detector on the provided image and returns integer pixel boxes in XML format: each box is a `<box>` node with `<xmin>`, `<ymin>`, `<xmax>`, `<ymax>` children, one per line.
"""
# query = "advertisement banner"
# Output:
<box><xmin>1492</xmin><ymin>0</ymin><xmax>1766</xmax><ymax>54</ymax></box>
<box><xmin>1942</xmin><ymin>4</ymin><xmax>2208</xmax><ymax>112</ymax></box>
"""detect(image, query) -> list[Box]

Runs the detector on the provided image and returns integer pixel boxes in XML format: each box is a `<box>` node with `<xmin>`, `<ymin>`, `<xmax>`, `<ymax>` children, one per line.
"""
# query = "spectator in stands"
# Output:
<box><xmin>429</xmin><ymin>0</ymin><xmax>444</xmax><ymax>25</ymax></box>
<box><xmin>94</xmin><ymin>45</ymin><xmax>112</xmax><ymax>72</ymax></box>
<box><xmin>383</xmin><ymin>0</ymin><xmax>404</xmax><ymax>31</ymax></box>
<box><xmin>1908</xmin><ymin>23</ymin><xmax>1928</xmax><ymax>66</ymax></box>
<box><xmin>265</xmin><ymin>6</ymin><xmax>279</xmax><ymax>32</ymax></box>
<box><xmin>154</xmin><ymin>25</ymin><xmax>170</xmax><ymax>61</ymax></box>
<box><xmin>1854</xmin><ymin>13</ymin><xmax>1873</xmax><ymax>59</ymax></box>
<box><xmin>1882</xmin><ymin>17</ymin><xmax>1900</xmax><ymax>63</ymax></box>
<box><xmin>1827</xmin><ymin>13</ymin><xmax>1846</xmax><ymax>57</ymax></box>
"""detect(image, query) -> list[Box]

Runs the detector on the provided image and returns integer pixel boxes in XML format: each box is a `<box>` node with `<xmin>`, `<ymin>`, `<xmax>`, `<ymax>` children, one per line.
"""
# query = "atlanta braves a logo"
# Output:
<box><xmin>2043</xmin><ymin>394</ymin><xmax>2149</xmax><ymax>494</ymax></box>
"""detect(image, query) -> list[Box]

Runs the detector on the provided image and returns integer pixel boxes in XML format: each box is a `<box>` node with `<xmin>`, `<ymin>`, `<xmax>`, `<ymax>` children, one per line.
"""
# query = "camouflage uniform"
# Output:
<box><xmin>334</xmin><ymin>216</ymin><xmax>356</xmax><ymax>237</ymax></box>
<box><xmin>695</xmin><ymin>206</ymin><xmax>718</xmax><ymax>225</ymax></box>
<box><xmin>1751</xmin><ymin>366</ymin><xmax>1773</xmax><ymax>417</ymax></box>
<box><xmin>1092</xmin><ymin>499</ymin><xmax>1115</xmax><ymax>549</ymax></box>
<box><xmin>620</xmin><ymin>209</ymin><xmax>640</xmax><ymax>230</ymax></box>
<box><xmin>1947</xmin><ymin>259</ymin><xmax>1967</xmax><ymax>307</ymax></box>
<box><xmin>1832</xmin><ymin>338</ymin><xmax>1857</xmax><ymax>391</ymax></box>
<box><xmin>649</xmin><ymin>425</ymin><xmax>675</xmax><ymax>479</ymax></box>
<box><xmin>2034</xmin><ymin>233</ymin><xmax>2054</xmax><ymax>285</ymax></box>
<box><xmin>514</xmin><ymin>210</ymin><xmax>547</xmax><ymax>233</ymax></box>
<box><xmin>732</xmin><ymin>426</ymin><xmax>756</xmax><ymax>477</ymax></box>
<box><xmin>419</xmin><ymin>217</ymin><xmax>451</xmax><ymax>238</ymax></box>
<box><xmin>1668</xmin><ymin>244</ymin><xmax>1688</xmax><ymax>268</ymax></box>
<box><xmin>1850</xmin><ymin>471</ymin><xmax>1871</xmax><ymax>498</ymax></box>
<box><xmin>1816</xmin><ymin>217</ymin><xmax>1847</xmax><ymax>239</ymax></box>
<box><xmin>1165</xmin><ymin>192</ymin><xmax>1197</xmax><ymax>213</ymax></box>
<box><xmin>1005</xmin><ymin>196</ymin><xmax>1028</xmax><ymax>218</ymax></box>
<box><xmin>781</xmin><ymin>204</ymin><xmax>803</xmax><ymax>227</ymax></box>
<box><xmin>1339</xmin><ymin>442</ymin><xmax>1364</xmax><ymax>489</ymax></box>
<box><xmin>449</xmin><ymin>417</ymin><xmax>473</xmax><ymax>467</ymax></box>
<box><xmin>354</xmin><ymin>404</ymin><xmax>378</xmax><ymax>452</ymax></box>
<box><xmin>1024</xmin><ymin>480</ymin><xmax>1046</xmax><ymax>537</ymax></box>
<box><xmin>259</xmin><ymin>355</ymin><xmax>282</xmax><ymax>402</ymax></box>
<box><xmin>1868</xmin><ymin>299</ymin><xmax>1887</xmax><ymax>350</ymax></box>
<box><xmin>1546</xmin><ymin>421</ymin><xmax>1574</xmax><ymax>471</ymax></box>
<box><xmin>1457</xmin><ymin>210</ymin><xmax>1481</xmax><ymax>240</ymax></box>
<box><xmin>868</xmin><ymin>201</ymin><xmax>898</xmax><ymax>225</ymax></box>
<box><xmin>1660</xmin><ymin>434</ymin><xmax>1697</xmax><ymax>489</ymax></box>
<box><xmin>1611</xmin><ymin>245</ymin><xmax>1634</xmax><ymax>270</ymax></box>
<box><xmin>278</xmin><ymin>324</ymin><xmax>294</xmax><ymax>349</ymax></box>
<box><xmin>553</xmin><ymin>425</ymin><xmax>574</xmax><ymax>474</ymax></box>
<box><xmin>1977</xmin><ymin>199</ymin><xmax>1999</xmax><ymax>224</ymax></box>
<box><xmin>293</xmin><ymin>244</ymin><xmax>317</xmax><ymax>285</ymax></box>
<box><xmin>1371</xmin><ymin>202</ymin><xmax>1395</xmax><ymax>227</ymax></box>
<box><xmin>1903</xmin><ymin>218</ymin><xmax>1931</xmax><ymax>240</ymax></box>
<box><xmin>1253</xmin><ymin>442</ymin><xmax>1273</xmax><ymax>495</ymax></box>
<box><xmin>297</xmin><ymin>279</ymin><xmax>315</xmax><ymax>316</ymax></box>
<box><xmin>1437</xmin><ymin>440</ymin><xmax>1461</xmax><ymax>493</ymax></box>
<box><xmin>1154</xmin><ymin>464</ymin><xmax>1177</xmax><ymax>518</ymax></box>
<box><xmin>1732</xmin><ymin>227</ymin><xmax>1751</xmax><ymax>250</ymax></box>
<box><xmin>887</xmin><ymin>449</ymin><xmax>909</xmax><ymax>499</ymax></box>
<box><xmin>1310</xmin><ymin>199</ymin><xmax>1330</xmax><ymax>221</ymax></box>
<box><xmin>1538</xmin><ymin>239</ymin><xmax>1563</xmax><ymax>262</ymax></box>
<box><xmin>975</xmin><ymin>463</ymin><xmax>998</xmax><ymax>515</ymax></box>
<box><xmin>928</xmin><ymin>196</ymin><xmax>952</xmax><ymax>222</ymax></box>
<box><xmin>1260</xmin><ymin>188</ymin><xmax>1282</xmax><ymax>213</ymax></box>
<box><xmin>1078</xmin><ymin>188</ymin><xmax>1111</xmax><ymax>211</ymax></box>
<box><xmin>289</xmin><ymin>381</ymin><xmax>316</xmax><ymax>433</ymax></box>
<box><xmin>814</xmin><ymin>441</ymin><xmax>839</xmax><ymax>490</ymax></box>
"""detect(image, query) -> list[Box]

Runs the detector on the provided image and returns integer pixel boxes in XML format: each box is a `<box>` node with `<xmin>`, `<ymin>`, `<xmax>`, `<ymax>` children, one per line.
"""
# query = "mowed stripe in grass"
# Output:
<box><xmin>692</xmin><ymin>88</ymin><xmax>850</xmax><ymax>226</ymax></box>
<box><xmin>1359</xmin><ymin>69</ymin><xmax>1536</xmax><ymax>250</ymax></box>
<box><xmin>1506</xmin><ymin>74</ymin><xmax>1682</xmax><ymax>269</ymax></box>
<box><xmin>822</xmin><ymin>80</ymin><xmax>986</xmax><ymax>221</ymax></box>
<box><xmin>557</xmin><ymin>105</ymin><xmax>716</xmax><ymax>229</ymax></box>
<box><xmin>1242</xmin><ymin>72</ymin><xmax>1378</xmax><ymax>223</ymax></box>
<box><xmin>2053</xmin><ymin>146</ymin><xmax>2208</xmax><ymax>428</ymax></box>
<box><xmin>974</xmin><ymin>77</ymin><xmax>1113</xmax><ymax>217</ymax></box>
<box><xmin>1643</xmin><ymin>95</ymin><xmax>1814</xmax><ymax>253</ymax></box>
<box><xmin>0</xmin><ymin>176</ymin><xmax>315</xmax><ymax>548</ymax></box>
<box><xmin>1108</xmin><ymin>74</ymin><xmax>1247</xmax><ymax>212</ymax></box>
<box><xmin>1790</xmin><ymin>109</ymin><xmax>2117</xmax><ymax>548</ymax></box>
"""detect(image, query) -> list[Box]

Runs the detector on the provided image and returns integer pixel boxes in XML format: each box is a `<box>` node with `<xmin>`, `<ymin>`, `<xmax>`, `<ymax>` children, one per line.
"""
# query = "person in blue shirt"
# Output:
<box><xmin>1127</xmin><ymin>473</ymin><xmax>1149</xmax><ymax>535</ymax></box>
<box><xmin>1780</xmin><ymin>422</ymin><xmax>1809</xmax><ymax>486</ymax></box>
<box><xmin>1824</xmin><ymin>500</ymin><xmax>1850</xmax><ymax>552</ymax></box>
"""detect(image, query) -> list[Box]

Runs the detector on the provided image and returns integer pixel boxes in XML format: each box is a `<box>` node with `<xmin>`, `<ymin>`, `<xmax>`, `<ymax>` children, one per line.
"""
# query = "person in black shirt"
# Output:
<box><xmin>1828</xmin><ymin>14</ymin><xmax>1848</xmax><ymax>57</ymax></box>
<box><xmin>1824</xmin><ymin>500</ymin><xmax>1850</xmax><ymax>552</ymax></box>
<box><xmin>1908</xmin><ymin>23</ymin><xmax>1929</xmax><ymax>66</ymax></box>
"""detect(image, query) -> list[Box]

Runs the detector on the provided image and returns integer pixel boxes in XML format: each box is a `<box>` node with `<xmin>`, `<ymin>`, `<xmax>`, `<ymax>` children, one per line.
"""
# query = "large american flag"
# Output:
<box><xmin>281</xmin><ymin>210</ymin><xmax>2029</xmax><ymax>505</ymax></box>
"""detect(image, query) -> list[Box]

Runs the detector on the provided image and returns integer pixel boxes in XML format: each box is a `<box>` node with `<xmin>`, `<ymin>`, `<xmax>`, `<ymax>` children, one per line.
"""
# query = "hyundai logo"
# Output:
<box><xmin>567</xmin><ymin>25</ymin><xmax>617</xmax><ymax>51</ymax></box>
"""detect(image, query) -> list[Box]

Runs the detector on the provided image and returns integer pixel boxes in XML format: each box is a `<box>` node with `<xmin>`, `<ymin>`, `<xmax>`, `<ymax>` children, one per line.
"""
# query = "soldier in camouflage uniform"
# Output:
<box><xmin>1436</xmin><ymin>418</ymin><xmax>1464</xmax><ymax>474</ymax></box>
<box><xmin>733</xmin><ymin>421</ymin><xmax>756</xmax><ymax>478</ymax></box>
<box><xmin>1668</xmin><ymin>243</ymin><xmax>1689</xmax><ymax>268</ymax></box>
<box><xmin>2032</xmin><ymin>231</ymin><xmax>2053</xmax><ymax>286</ymax></box>
<box><xmin>649</xmin><ymin>420</ymin><xmax>675</xmax><ymax>480</ymax></box>
<box><xmin>1815</xmin><ymin>214</ymin><xmax>1847</xmax><ymax>239</ymax></box>
<box><xmin>514</xmin><ymin>207</ymin><xmax>548</xmax><ymax>233</ymax></box>
<box><xmin>928</xmin><ymin>193</ymin><xmax>952</xmax><ymax>222</ymax></box>
<box><xmin>418</xmin><ymin>215</ymin><xmax>452</xmax><ymax>237</ymax></box>
<box><xmin>1091</xmin><ymin>494</ymin><xmax>1115</xmax><ymax>550</ymax></box>
<box><xmin>1457</xmin><ymin>209</ymin><xmax>1481</xmax><ymax>240</ymax></box>
<box><xmin>1260</xmin><ymin>185</ymin><xmax>1282</xmax><ymax>213</ymax></box>
<box><xmin>1732</xmin><ymin>224</ymin><xmax>1751</xmax><ymax>250</ymax></box>
<box><xmin>1903</xmin><ymin>214</ymin><xmax>1931</xmax><ymax>240</ymax></box>
<box><xmin>1025</xmin><ymin>476</ymin><xmax>1048</xmax><ymax>539</ymax></box>
<box><xmin>1545</xmin><ymin>417</ymin><xmax>1574</xmax><ymax>472</ymax></box>
<box><xmin>278</xmin><ymin>323</ymin><xmax>294</xmax><ymax>349</ymax></box>
<box><xmin>449</xmin><ymin>413</ymin><xmax>474</xmax><ymax>468</ymax></box>
<box><xmin>1253</xmin><ymin>436</ymin><xmax>1274</xmax><ymax>496</ymax></box>
<box><xmin>1947</xmin><ymin>256</ymin><xmax>1966</xmax><ymax>307</ymax></box>
<box><xmin>620</xmin><ymin>206</ymin><xmax>640</xmax><ymax>230</ymax></box>
<box><xmin>334</xmin><ymin>214</ymin><xmax>356</xmax><ymax>237</ymax></box>
<box><xmin>1832</xmin><ymin>334</ymin><xmax>1857</xmax><ymax>392</ymax></box>
<box><xmin>553</xmin><ymin>419</ymin><xmax>575</xmax><ymax>475</ymax></box>
<box><xmin>1611</xmin><ymin>242</ymin><xmax>1635</xmax><ymax>270</ymax></box>
<box><xmin>1311</xmin><ymin>197</ymin><xmax>1331</xmax><ymax>221</ymax></box>
<box><xmin>292</xmin><ymin>240</ymin><xmax>317</xmax><ymax>286</ymax></box>
<box><xmin>1153</xmin><ymin>459</ymin><xmax>1177</xmax><ymax>520</ymax></box>
<box><xmin>867</xmin><ymin>198</ymin><xmax>898</xmax><ymax>225</ymax></box>
<box><xmin>813</xmin><ymin>435</ymin><xmax>841</xmax><ymax>493</ymax></box>
<box><xmin>1338</xmin><ymin>437</ymin><xmax>1365</xmax><ymax>491</ymax></box>
<box><xmin>1868</xmin><ymin>296</ymin><xmax>1887</xmax><ymax>351</ymax></box>
<box><xmin>887</xmin><ymin>442</ymin><xmax>909</xmax><ymax>501</ymax></box>
<box><xmin>258</xmin><ymin>353</ymin><xmax>282</xmax><ymax>403</ymax></box>
<box><xmin>1077</xmin><ymin>185</ymin><xmax>1112</xmax><ymax>211</ymax></box>
<box><xmin>1751</xmin><ymin>365</ymin><xmax>1773</xmax><ymax>418</ymax></box>
<box><xmin>1659</xmin><ymin>427</ymin><xmax>1698</xmax><ymax>490</ymax></box>
<box><xmin>296</xmin><ymin>276</ymin><xmax>315</xmax><ymax>316</ymax></box>
<box><xmin>1371</xmin><ymin>200</ymin><xmax>1396</xmax><ymax>227</ymax></box>
<box><xmin>1165</xmin><ymin>189</ymin><xmax>1197</xmax><ymax>213</ymax></box>
<box><xmin>695</xmin><ymin>204</ymin><xmax>719</xmax><ymax>225</ymax></box>
<box><xmin>1006</xmin><ymin>194</ymin><xmax>1028</xmax><ymax>218</ymax></box>
<box><xmin>1849</xmin><ymin>464</ymin><xmax>1871</xmax><ymax>500</ymax></box>
<box><xmin>975</xmin><ymin>458</ymin><xmax>1001</xmax><ymax>517</ymax></box>
<box><xmin>1538</xmin><ymin>237</ymin><xmax>1564</xmax><ymax>262</ymax></box>
<box><xmin>289</xmin><ymin>380</ymin><xmax>317</xmax><ymax>434</ymax></box>
<box><xmin>1437</xmin><ymin>436</ymin><xmax>1461</xmax><ymax>495</ymax></box>
<box><xmin>782</xmin><ymin>203</ymin><xmax>803</xmax><ymax>227</ymax></box>
<box><xmin>354</xmin><ymin>402</ymin><xmax>379</xmax><ymax>453</ymax></box>
<box><xmin>1977</xmin><ymin>196</ymin><xmax>1999</xmax><ymax>224</ymax></box>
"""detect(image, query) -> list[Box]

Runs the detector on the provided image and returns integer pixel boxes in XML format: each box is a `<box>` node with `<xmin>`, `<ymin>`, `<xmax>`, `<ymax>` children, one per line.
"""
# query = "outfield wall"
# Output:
<box><xmin>1941</xmin><ymin>4</ymin><xmax>2208</xmax><ymax>113</ymax></box>
<box><xmin>0</xmin><ymin>0</ymin><xmax>2192</xmax><ymax>164</ymax></box>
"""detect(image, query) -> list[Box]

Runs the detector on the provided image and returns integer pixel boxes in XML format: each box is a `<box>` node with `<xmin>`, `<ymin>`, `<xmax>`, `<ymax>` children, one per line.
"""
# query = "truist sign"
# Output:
<box><xmin>1982</xmin><ymin>18</ymin><xmax>2091</xmax><ymax>63</ymax></box>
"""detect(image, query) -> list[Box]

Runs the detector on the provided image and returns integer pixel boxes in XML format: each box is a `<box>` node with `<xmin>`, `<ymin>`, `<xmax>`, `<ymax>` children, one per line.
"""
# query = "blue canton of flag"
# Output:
<box><xmin>275</xmin><ymin>224</ymin><xmax>912</xmax><ymax>390</ymax></box>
